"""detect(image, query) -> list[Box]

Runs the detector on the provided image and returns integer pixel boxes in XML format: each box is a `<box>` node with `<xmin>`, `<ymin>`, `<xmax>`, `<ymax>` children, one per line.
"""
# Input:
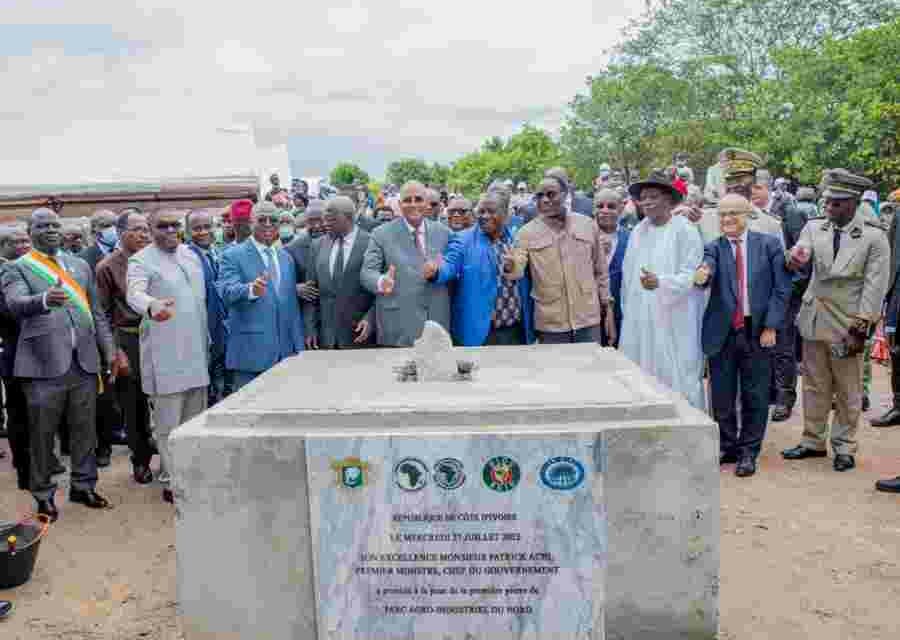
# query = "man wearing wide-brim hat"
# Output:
<box><xmin>618</xmin><ymin>170</ymin><xmax>706</xmax><ymax>410</ymax></box>
<box><xmin>782</xmin><ymin>168</ymin><xmax>890</xmax><ymax>472</ymax></box>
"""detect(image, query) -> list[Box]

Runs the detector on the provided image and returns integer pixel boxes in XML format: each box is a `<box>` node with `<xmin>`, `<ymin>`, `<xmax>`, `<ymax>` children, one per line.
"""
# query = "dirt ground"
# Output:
<box><xmin>1</xmin><ymin>368</ymin><xmax>899</xmax><ymax>640</ymax></box>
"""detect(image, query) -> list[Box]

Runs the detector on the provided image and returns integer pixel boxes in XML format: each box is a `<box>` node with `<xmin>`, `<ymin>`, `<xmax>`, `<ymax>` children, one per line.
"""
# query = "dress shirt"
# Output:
<box><xmin>248</xmin><ymin>238</ymin><xmax>280</xmax><ymax>299</ymax></box>
<box><xmin>405</xmin><ymin>219</ymin><xmax>427</xmax><ymax>256</ymax></box>
<box><xmin>329</xmin><ymin>227</ymin><xmax>358</xmax><ymax>278</ymax></box>
<box><xmin>729</xmin><ymin>230</ymin><xmax>750</xmax><ymax>317</ymax></box>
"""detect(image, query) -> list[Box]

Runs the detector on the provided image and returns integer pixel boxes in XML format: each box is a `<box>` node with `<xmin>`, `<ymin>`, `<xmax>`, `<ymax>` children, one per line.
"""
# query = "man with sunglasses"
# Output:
<box><xmin>507</xmin><ymin>176</ymin><xmax>612</xmax><ymax>345</ymax></box>
<box><xmin>446</xmin><ymin>197</ymin><xmax>474</xmax><ymax>233</ymax></box>
<box><xmin>127</xmin><ymin>209</ymin><xmax>209</xmax><ymax>504</ymax></box>
<box><xmin>519</xmin><ymin>168</ymin><xmax>593</xmax><ymax>223</ymax></box>
<box><xmin>361</xmin><ymin>181</ymin><xmax>451</xmax><ymax>346</ymax></box>
<box><xmin>219</xmin><ymin>202</ymin><xmax>304</xmax><ymax>391</ymax></box>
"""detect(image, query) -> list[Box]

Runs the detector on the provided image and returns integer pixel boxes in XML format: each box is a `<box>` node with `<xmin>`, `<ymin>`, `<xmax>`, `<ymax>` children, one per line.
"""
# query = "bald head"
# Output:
<box><xmin>304</xmin><ymin>199</ymin><xmax>327</xmax><ymax>238</ymax></box>
<box><xmin>324</xmin><ymin>196</ymin><xmax>356</xmax><ymax>236</ymax></box>
<box><xmin>90</xmin><ymin>209</ymin><xmax>117</xmax><ymax>233</ymax></box>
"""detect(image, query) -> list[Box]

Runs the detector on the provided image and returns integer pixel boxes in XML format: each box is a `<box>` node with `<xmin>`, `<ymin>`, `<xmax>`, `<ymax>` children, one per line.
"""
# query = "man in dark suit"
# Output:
<box><xmin>185</xmin><ymin>209</ymin><xmax>230</xmax><ymax>405</ymax></box>
<box><xmin>594</xmin><ymin>189</ymin><xmax>630</xmax><ymax>347</ymax></box>
<box><xmin>694</xmin><ymin>194</ymin><xmax>791</xmax><ymax>477</ymax></box>
<box><xmin>0</xmin><ymin>227</ymin><xmax>32</xmax><ymax>487</ymax></box>
<box><xmin>219</xmin><ymin>202</ymin><xmax>305</xmax><ymax>390</ymax></box>
<box><xmin>361</xmin><ymin>181</ymin><xmax>451</xmax><ymax>346</ymax></box>
<box><xmin>2</xmin><ymin>208</ymin><xmax>125</xmax><ymax>521</ymax></box>
<box><xmin>303</xmin><ymin>197</ymin><xmax>375</xmax><ymax>349</ymax></box>
<box><xmin>520</xmin><ymin>168</ymin><xmax>593</xmax><ymax>222</ymax></box>
<box><xmin>285</xmin><ymin>199</ymin><xmax>327</xmax><ymax>306</ymax></box>
<box><xmin>78</xmin><ymin>208</ymin><xmax>126</xmax><ymax>464</ymax></box>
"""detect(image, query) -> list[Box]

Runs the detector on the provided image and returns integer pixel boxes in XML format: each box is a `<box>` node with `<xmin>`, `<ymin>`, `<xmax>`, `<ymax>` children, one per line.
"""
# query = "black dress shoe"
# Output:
<box><xmin>96</xmin><ymin>451</ymin><xmax>111</xmax><ymax>468</ymax></box>
<box><xmin>871</xmin><ymin>406</ymin><xmax>900</xmax><ymax>427</ymax></box>
<box><xmin>69</xmin><ymin>488</ymin><xmax>110</xmax><ymax>509</ymax></box>
<box><xmin>833</xmin><ymin>454</ymin><xmax>855</xmax><ymax>472</ymax></box>
<box><xmin>770</xmin><ymin>405</ymin><xmax>792</xmax><ymax>422</ymax></box>
<box><xmin>862</xmin><ymin>395</ymin><xmax>871</xmax><ymax>412</ymax></box>
<box><xmin>133</xmin><ymin>464</ymin><xmax>153</xmax><ymax>485</ymax></box>
<box><xmin>36</xmin><ymin>497</ymin><xmax>59</xmax><ymax>523</ymax></box>
<box><xmin>735</xmin><ymin>457</ymin><xmax>757</xmax><ymax>477</ymax></box>
<box><xmin>782</xmin><ymin>445</ymin><xmax>828</xmax><ymax>460</ymax></box>
<box><xmin>719</xmin><ymin>452</ymin><xmax>738</xmax><ymax>465</ymax></box>
<box><xmin>875</xmin><ymin>476</ymin><xmax>900</xmax><ymax>493</ymax></box>
<box><xmin>162</xmin><ymin>489</ymin><xmax>174</xmax><ymax>504</ymax></box>
<box><xmin>0</xmin><ymin>599</ymin><xmax>13</xmax><ymax>620</ymax></box>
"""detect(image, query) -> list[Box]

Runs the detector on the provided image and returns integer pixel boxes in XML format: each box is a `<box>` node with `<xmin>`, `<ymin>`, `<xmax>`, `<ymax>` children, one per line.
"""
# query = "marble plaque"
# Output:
<box><xmin>306</xmin><ymin>433</ymin><xmax>607</xmax><ymax>640</ymax></box>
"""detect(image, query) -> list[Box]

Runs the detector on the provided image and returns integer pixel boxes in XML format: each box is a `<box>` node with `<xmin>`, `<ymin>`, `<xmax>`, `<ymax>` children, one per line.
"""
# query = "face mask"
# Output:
<box><xmin>279</xmin><ymin>225</ymin><xmax>295</xmax><ymax>241</ymax></box>
<box><xmin>99</xmin><ymin>226</ymin><xmax>118</xmax><ymax>247</ymax></box>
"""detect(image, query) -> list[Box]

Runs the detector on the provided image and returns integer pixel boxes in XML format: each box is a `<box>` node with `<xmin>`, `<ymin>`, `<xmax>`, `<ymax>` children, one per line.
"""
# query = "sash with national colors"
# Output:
<box><xmin>19</xmin><ymin>250</ymin><xmax>94</xmax><ymax>330</ymax></box>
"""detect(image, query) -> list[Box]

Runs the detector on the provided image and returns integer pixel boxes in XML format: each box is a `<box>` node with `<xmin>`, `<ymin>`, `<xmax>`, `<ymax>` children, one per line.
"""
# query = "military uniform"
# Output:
<box><xmin>790</xmin><ymin>200</ymin><xmax>889</xmax><ymax>461</ymax></box>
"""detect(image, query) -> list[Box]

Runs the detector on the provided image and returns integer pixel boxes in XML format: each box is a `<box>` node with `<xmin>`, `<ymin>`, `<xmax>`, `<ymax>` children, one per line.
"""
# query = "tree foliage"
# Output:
<box><xmin>329</xmin><ymin>162</ymin><xmax>369</xmax><ymax>186</ymax></box>
<box><xmin>384</xmin><ymin>158</ymin><xmax>449</xmax><ymax>187</ymax></box>
<box><xmin>447</xmin><ymin>125</ymin><xmax>563</xmax><ymax>197</ymax></box>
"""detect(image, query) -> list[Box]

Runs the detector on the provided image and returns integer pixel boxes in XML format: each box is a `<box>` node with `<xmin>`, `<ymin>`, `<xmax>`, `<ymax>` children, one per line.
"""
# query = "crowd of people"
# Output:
<box><xmin>2</xmin><ymin>148</ymin><xmax>900</xmax><ymax>536</ymax></box>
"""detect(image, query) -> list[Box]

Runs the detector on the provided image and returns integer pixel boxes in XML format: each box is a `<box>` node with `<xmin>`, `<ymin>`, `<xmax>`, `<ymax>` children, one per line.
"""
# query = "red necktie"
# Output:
<box><xmin>732</xmin><ymin>238</ymin><xmax>745</xmax><ymax>330</ymax></box>
<box><xmin>413</xmin><ymin>226</ymin><xmax>425</xmax><ymax>257</ymax></box>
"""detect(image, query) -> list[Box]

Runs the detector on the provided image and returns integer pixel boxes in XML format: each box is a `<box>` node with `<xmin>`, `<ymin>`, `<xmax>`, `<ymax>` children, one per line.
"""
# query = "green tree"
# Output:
<box><xmin>448</xmin><ymin>125</ymin><xmax>562</xmax><ymax>197</ymax></box>
<box><xmin>385</xmin><ymin>158</ymin><xmax>434</xmax><ymax>186</ymax></box>
<box><xmin>329</xmin><ymin>162</ymin><xmax>369</xmax><ymax>186</ymax></box>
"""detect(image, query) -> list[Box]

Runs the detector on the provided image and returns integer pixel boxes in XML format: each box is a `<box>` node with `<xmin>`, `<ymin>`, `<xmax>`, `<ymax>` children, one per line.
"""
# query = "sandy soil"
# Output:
<box><xmin>1</xmin><ymin>368</ymin><xmax>899</xmax><ymax>639</ymax></box>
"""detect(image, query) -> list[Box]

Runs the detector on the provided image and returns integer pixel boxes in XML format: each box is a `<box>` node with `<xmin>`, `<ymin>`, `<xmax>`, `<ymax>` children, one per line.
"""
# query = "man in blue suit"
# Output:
<box><xmin>430</xmin><ymin>193</ymin><xmax>533</xmax><ymax>346</ymax></box>
<box><xmin>219</xmin><ymin>202</ymin><xmax>304</xmax><ymax>391</ymax></box>
<box><xmin>594</xmin><ymin>189</ymin><xmax>630</xmax><ymax>347</ymax></box>
<box><xmin>185</xmin><ymin>209</ymin><xmax>230</xmax><ymax>405</ymax></box>
<box><xmin>694</xmin><ymin>194</ymin><xmax>791</xmax><ymax>477</ymax></box>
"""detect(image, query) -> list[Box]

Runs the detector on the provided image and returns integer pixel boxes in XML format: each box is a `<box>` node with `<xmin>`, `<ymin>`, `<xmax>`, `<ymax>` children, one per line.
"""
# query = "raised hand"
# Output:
<box><xmin>693</xmin><ymin>262</ymin><xmax>712</xmax><ymax>286</ymax></box>
<box><xmin>380</xmin><ymin>265</ymin><xmax>397</xmax><ymax>296</ymax></box>
<box><xmin>46</xmin><ymin>276</ymin><xmax>68</xmax><ymax>307</ymax></box>
<box><xmin>150</xmin><ymin>298</ymin><xmax>176</xmax><ymax>322</ymax></box>
<box><xmin>251</xmin><ymin>272</ymin><xmax>268</xmax><ymax>297</ymax></box>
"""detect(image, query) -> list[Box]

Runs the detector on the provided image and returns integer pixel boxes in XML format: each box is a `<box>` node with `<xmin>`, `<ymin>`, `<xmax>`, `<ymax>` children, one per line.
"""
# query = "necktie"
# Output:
<box><xmin>732</xmin><ymin>239</ymin><xmax>745</xmax><ymax>330</ymax></box>
<box><xmin>413</xmin><ymin>226</ymin><xmax>425</xmax><ymax>257</ymax></box>
<box><xmin>833</xmin><ymin>227</ymin><xmax>841</xmax><ymax>258</ymax></box>
<box><xmin>264</xmin><ymin>247</ymin><xmax>279</xmax><ymax>288</ymax></box>
<box><xmin>333</xmin><ymin>235</ymin><xmax>345</xmax><ymax>282</ymax></box>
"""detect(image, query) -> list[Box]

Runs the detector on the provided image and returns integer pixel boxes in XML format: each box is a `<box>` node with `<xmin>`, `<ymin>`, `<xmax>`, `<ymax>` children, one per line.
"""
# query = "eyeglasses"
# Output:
<box><xmin>447</xmin><ymin>208</ymin><xmax>470</xmax><ymax>216</ymax></box>
<box><xmin>155</xmin><ymin>221</ymin><xmax>180</xmax><ymax>231</ymax></box>
<box><xmin>401</xmin><ymin>196</ymin><xmax>425</xmax><ymax>204</ymax></box>
<box><xmin>255</xmin><ymin>216</ymin><xmax>279</xmax><ymax>226</ymax></box>
<box><xmin>534</xmin><ymin>191</ymin><xmax>560</xmax><ymax>201</ymax></box>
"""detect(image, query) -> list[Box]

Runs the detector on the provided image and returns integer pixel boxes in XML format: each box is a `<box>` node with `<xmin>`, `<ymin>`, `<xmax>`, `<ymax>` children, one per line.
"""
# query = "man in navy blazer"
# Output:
<box><xmin>594</xmin><ymin>189</ymin><xmax>630</xmax><ymax>347</ymax></box>
<box><xmin>219</xmin><ymin>202</ymin><xmax>304</xmax><ymax>391</ymax></box>
<box><xmin>185</xmin><ymin>209</ymin><xmax>230</xmax><ymax>405</ymax></box>
<box><xmin>432</xmin><ymin>192</ymin><xmax>534</xmax><ymax>346</ymax></box>
<box><xmin>694</xmin><ymin>194</ymin><xmax>790</xmax><ymax>477</ymax></box>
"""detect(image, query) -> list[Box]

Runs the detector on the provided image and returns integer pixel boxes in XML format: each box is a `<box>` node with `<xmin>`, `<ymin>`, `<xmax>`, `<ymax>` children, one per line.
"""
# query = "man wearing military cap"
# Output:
<box><xmin>782</xmin><ymin>169</ymin><xmax>890</xmax><ymax>472</ymax></box>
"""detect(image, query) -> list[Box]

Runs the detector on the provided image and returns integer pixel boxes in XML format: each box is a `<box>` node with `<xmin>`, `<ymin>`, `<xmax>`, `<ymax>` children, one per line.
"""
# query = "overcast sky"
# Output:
<box><xmin>0</xmin><ymin>0</ymin><xmax>643</xmax><ymax>184</ymax></box>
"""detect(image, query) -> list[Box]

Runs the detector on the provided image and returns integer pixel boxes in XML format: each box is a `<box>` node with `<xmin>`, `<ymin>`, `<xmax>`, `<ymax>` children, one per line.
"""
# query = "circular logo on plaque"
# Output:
<box><xmin>433</xmin><ymin>458</ymin><xmax>466</xmax><ymax>490</ymax></box>
<box><xmin>482</xmin><ymin>456</ymin><xmax>521</xmax><ymax>492</ymax></box>
<box><xmin>394</xmin><ymin>458</ymin><xmax>429</xmax><ymax>491</ymax></box>
<box><xmin>539</xmin><ymin>457</ymin><xmax>585</xmax><ymax>491</ymax></box>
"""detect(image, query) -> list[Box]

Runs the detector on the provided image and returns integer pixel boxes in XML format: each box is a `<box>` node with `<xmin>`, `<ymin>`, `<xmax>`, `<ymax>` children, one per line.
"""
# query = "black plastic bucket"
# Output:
<box><xmin>0</xmin><ymin>514</ymin><xmax>50</xmax><ymax>589</ymax></box>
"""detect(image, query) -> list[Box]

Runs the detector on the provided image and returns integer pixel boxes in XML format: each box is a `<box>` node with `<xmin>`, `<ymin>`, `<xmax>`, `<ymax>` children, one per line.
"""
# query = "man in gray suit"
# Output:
<box><xmin>2</xmin><ymin>208</ymin><xmax>124</xmax><ymax>521</ymax></box>
<box><xmin>361</xmin><ymin>181</ymin><xmax>451</xmax><ymax>346</ymax></box>
<box><xmin>127</xmin><ymin>209</ymin><xmax>209</xmax><ymax>504</ymax></box>
<box><xmin>303</xmin><ymin>197</ymin><xmax>374</xmax><ymax>349</ymax></box>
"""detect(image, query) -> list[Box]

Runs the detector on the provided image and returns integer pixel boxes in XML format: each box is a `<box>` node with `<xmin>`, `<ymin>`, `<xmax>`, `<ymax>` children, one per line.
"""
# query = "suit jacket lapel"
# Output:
<box><xmin>720</xmin><ymin>237</ymin><xmax>737</xmax><ymax>303</ymax></box>
<box><xmin>317</xmin><ymin>236</ymin><xmax>334</xmax><ymax>291</ymax></box>
<box><xmin>345</xmin><ymin>231</ymin><xmax>367</xmax><ymax>287</ymax></box>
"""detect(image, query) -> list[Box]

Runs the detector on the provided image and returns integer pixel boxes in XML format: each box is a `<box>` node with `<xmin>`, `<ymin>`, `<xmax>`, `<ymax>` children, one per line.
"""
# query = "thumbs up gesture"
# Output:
<box><xmin>46</xmin><ymin>276</ymin><xmax>68</xmax><ymax>307</ymax></box>
<box><xmin>693</xmin><ymin>262</ymin><xmax>712</xmax><ymax>287</ymax></box>
<box><xmin>380</xmin><ymin>264</ymin><xmax>397</xmax><ymax>296</ymax></box>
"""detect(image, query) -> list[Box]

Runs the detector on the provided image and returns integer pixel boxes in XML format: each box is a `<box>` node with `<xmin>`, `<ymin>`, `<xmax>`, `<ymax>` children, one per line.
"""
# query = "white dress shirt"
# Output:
<box><xmin>729</xmin><ymin>229</ymin><xmax>750</xmax><ymax>317</ymax></box>
<box><xmin>329</xmin><ymin>227</ymin><xmax>358</xmax><ymax>277</ymax></box>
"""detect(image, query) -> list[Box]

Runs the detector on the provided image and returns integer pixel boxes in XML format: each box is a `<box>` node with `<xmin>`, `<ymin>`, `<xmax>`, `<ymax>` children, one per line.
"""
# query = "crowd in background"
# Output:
<box><xmin>2</xmin><ymin>149</ymin><xmax>900</xmax><ymax>529</ymax></box>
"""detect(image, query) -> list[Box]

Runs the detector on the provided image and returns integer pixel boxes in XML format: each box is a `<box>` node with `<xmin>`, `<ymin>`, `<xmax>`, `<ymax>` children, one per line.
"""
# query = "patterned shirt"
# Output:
<box><xmin>491</xmin><ymin>237</ymin><xmax>521</xmax><ymax>329</ymax></box>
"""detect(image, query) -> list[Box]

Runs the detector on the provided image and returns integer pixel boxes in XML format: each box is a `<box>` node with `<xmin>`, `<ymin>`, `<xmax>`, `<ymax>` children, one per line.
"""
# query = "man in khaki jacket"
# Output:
<box><xmin>508</xmin><ymin>175</ymin><xmax>613</xmax><ymax>344</ymax></box>
<box><xmin>782</xmin><ymin>169</ymin><xmax>890</xmax><ymax>472</ymax></box>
